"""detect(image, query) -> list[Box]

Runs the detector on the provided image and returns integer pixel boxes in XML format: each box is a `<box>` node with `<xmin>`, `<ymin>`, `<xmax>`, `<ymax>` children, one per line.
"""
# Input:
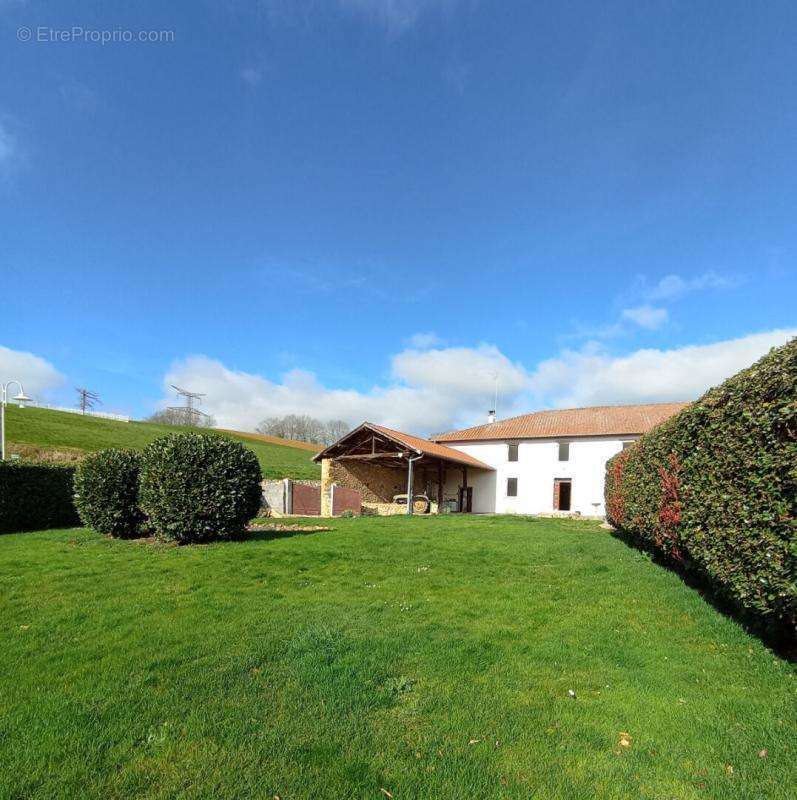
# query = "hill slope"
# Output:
<box><xmin>3</xmin><ymin>406</ymin><xmax>320</xmax><ymax>480</ymax></box>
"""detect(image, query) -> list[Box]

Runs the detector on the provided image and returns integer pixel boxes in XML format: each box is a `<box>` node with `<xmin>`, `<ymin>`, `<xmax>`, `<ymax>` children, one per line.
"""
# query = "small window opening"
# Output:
<box><xmin>508</xmin><ymin>443</ymin><xmax>518</xmax><ymax>462</ymax></box>
<box><xmin>558</xmin><ymin>441</ymin><xmax>570</xmax><ymax>461</ymax></box>
<box><xmin>507</xmin><ymin>477</ymin><xmax>518</xmax><ymax>497</ymax></box>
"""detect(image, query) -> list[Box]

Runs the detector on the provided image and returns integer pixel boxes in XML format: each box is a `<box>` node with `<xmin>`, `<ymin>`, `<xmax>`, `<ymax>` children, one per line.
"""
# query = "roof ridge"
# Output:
<box><xmin>433</xmin><ymin>402</ymin><xmax>690</xmax><ymax>441</ymax></box>
<box><xmin>436</xmin><ymin>401</ymin><xmax>690</xmax><ymax>437</ymax></box>
<box><xmin>363</xmin><ymin>422</ymin><xmax>493</xmax><ymax>470</ymax></box>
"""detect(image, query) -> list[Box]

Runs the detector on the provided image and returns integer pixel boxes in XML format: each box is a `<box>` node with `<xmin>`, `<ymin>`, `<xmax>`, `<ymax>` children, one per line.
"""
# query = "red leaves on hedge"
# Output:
<box><xmin>605</xmin><ymin>449</ymin><xmax>629</xmax><ymax>527</ymax></box>
<box><xmin>657</xmin><ymin>452</ymin><xmax>683</xmax><ymax>562</ymax></box>
<box><xmin>604</xmin><ymin>337</ymin><xmax>797</xmax><ymax>638</ymax></box>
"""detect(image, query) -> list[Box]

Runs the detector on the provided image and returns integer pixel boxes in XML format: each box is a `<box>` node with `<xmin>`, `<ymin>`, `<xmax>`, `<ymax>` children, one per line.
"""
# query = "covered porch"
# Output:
<box><xmin>312</xmin><ymin>422</ymin><xmax>495</xmax><ymax>516</ymax></box>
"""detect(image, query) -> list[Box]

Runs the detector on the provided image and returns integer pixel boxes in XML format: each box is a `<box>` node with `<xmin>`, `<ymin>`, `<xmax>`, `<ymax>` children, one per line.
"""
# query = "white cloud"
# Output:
<box><xmin>529</xmin><ymin>329</ymin><xmax>796</xmax><ymax>409</ymax></box>
<box><xmin>406</xmin><ymin>331</ymin><xmax>443</xmax><ymax>349</ymax></box>
<box><xmin>159</xmin><ymin>329</ymin><xmax>796</xmax><ymax>436</ymax></box>
<box><xmin>569</xmin><ymin>270</ymin><xmax>739</xmax><ymax>342</ymax></box>
<box><xmin>392</xmin><ymin>344</ymin><xmax>526</xmax><ymax>396</ymax></box>
<box><xmin>646</xmin><ymin>271</ymin><xmax>737</xmax><ymax>301</ymax></box>
<box><xmin>0</xmin><ymin>345</ymin><xmax>64</xmax><ymax>399</ymax></box>
<box><xmin>621</xmin><ymin>305</ymin><xmax>668</xmax><ymax>330</ymax></box>
<box><xmin>161</xmin><ymin>343</ymin><xmax>527</xmax><ymax>436</ymax></box>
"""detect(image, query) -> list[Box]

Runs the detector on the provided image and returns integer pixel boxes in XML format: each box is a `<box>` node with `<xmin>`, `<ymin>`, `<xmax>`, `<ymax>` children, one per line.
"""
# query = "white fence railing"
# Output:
<box><xmin>30</xmin><ymin>403</ymin><xmax>130</xmax><ymax>423</ymax></box>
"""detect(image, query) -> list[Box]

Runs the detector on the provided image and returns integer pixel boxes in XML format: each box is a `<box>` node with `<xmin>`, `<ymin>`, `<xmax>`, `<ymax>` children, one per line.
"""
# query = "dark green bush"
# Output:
<box><xmin>0</xmin><ymin>462</ymin><xmax>80</xmax><ymax>533</ymax></box>
<box><xmin>605</xmin><ymin>338</ymin><xmax>796</xmax><ymax>636</ymax></box>
<box><xmin>139</xmin><ymin>433</ymin><xmax>262</xmax><ymax>543</ymax></box>
<box><xmin>73</xmin><ymin>449</ymin><xmax>143</xmax><ymax>537</ymax></box>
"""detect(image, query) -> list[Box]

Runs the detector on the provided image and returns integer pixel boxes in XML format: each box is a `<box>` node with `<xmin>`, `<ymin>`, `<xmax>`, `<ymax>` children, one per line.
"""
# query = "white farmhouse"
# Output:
<box><xmin>314</xmin><ymin>402</ymin><xmax>687</xmax><ymax>517</ymax></box>
<box><xmin>431</xmin><ymin>403</ymin><xmax>687</xmax><ymax>516</ymax></box>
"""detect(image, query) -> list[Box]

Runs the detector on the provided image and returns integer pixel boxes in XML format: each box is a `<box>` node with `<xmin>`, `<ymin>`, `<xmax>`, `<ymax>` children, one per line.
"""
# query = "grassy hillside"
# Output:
<box><xmin>3</xmin><ymin>406</ymin><xmax>320</xmax><ymax>480</ymax></box>
<box><xmin>216</xmin><ymin>428</ymin><xmax>323</xmax><ymax>452</ymax></box>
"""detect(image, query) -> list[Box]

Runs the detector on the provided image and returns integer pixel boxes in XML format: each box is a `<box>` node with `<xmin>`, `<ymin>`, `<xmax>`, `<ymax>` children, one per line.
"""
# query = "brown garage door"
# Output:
<box><xmin>332</xmin><ymin>486</ymin><xmax>362</xmax><ymax>516</ymax></box>
<box><xmin>292</xmin><ymin>483</ymin><xmax>321</xmax><ymax>515</ymax></box>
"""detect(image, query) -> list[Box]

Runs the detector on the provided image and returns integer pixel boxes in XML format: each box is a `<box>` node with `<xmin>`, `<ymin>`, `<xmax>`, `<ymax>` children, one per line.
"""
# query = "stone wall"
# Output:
<box><xmin>329</xmin><ymin>459</ymin><xmax>465</xmax><ymax>508</ymax></box>
<box><xmin>331</xmin><ymin>459</ymin><xmax>443</xmax><ymax>503</ymax></box>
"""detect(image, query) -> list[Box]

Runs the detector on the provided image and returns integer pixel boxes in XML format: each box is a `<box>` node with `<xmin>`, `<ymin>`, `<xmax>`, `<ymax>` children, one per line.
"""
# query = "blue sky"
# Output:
<box><xmin>1</xmin><ymin>0</ymin><xmax>795</xmax><ymax>434</ymax></box>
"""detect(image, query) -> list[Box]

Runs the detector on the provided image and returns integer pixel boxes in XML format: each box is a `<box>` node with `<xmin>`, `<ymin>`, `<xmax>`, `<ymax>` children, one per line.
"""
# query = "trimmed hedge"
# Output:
<box><xmin>0</xmin><ymin>462</ymin><xmax>80</xmax><ymax>533</ymax></box>
<box><xmin>139</xmin><ymin>433</ymin><xmax>262</xmax><ymax>543</ymax></box>
<box><xmin>605</xmin><ymin>338</ymin><xmax>796</xmax><ymax>635</ymax></box>
<box><xmin>73</xmin><ymin>449</ymin><xmax>143</xmax><ymax>537</ymax></box>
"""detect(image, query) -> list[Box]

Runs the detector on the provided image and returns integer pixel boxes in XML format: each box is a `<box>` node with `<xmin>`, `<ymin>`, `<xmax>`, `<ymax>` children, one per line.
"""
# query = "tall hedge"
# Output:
<box><xmin>0</xmin><ymin>462</ymin><xmax>80</xmax><ymax>533</ymax></box>
<box><xmin>605</xmin><ymin>338</ymin><xmax>796</xmax><ymax>635</ymax></box>
<box><xmin>139</xmin><ymin>433</ymin><xmax>262</xmax><ymax>543</ymax></box>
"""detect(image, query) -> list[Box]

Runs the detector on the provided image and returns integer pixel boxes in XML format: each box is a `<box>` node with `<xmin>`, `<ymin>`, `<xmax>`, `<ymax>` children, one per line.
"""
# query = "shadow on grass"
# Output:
<box><xmin>238</xmin><ymin>524</ymin><xmax>334</xmax><ymax>543</ymax></box>
<box><xmin>609</xmin><ymin>527</ymin><xmax>795</xmax><ymax>662</ymax></box>
<box><xmin>245</xmin><ymin>529</ymin><xmax>326</xmax><ymax>543</ymax></box>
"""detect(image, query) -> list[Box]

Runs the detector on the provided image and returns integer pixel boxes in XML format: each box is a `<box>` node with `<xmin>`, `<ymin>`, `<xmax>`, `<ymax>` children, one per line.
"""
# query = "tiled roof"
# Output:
<box><xmin>313</xmin><ymin>422</ymin><xmax>494</xmax><ymax>470</ymax></box>
<box><xmin>432</xmin><ymin>402</ymin><xmax>689</xmax><ymax>442</ymax></box>
<box><xmin>367</xmin><ymin>424</ymin><xmax>494</xmax><ymax>470</ymax></box>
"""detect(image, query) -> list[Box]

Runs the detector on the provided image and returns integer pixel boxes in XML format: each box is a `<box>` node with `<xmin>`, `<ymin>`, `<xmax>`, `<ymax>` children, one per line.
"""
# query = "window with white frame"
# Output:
<box><xmin>558</xmin><ymin>441</ymin><xmax>570</xmax><ymax>461</ymax></box>
<box><xmin>507</xmin><ymin>477</ymin><xmax>518</xmax><ymax>497</ymax></box>
<box><xmin>508</xmin><ymin>442</ymin><xmax>518</xmax><ymax>462</ymax></box>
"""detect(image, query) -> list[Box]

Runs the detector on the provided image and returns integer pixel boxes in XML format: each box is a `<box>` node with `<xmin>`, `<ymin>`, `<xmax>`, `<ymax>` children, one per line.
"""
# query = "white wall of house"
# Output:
<box><xmin>442</xmin><ymin>465</ymin><xmax>497</xmax><ymax>513</ymax></box>
<box><xmin>445</xmin><ymin>436</ymin><xmax>638</xmax><ymax>516</ymax></box>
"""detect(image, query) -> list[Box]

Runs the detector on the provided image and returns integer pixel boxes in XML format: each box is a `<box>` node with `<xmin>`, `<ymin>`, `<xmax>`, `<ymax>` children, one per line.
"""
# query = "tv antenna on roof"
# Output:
<box><xmin>168</xmin><ymin>385</ymin><xmax>210</xmax><ymax>427</ymax></box>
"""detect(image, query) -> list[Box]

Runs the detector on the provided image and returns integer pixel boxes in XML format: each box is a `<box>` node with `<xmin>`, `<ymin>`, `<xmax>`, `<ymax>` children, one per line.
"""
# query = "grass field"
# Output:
<box><xmin>1</xmin><ymin>516</ymin><xmax>793</xmax><ymax>799</ymax></box>
<box><xmin>3</xmin><ymin>405</ymin><xmax>321</xmax><ymax>480</ymax></box>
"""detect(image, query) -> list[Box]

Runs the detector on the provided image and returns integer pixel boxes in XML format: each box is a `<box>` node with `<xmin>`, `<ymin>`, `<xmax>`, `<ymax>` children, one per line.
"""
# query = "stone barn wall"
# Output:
<box><xmin>330</xmin><ymin>460</ymin><xmax>445</xmax><ymax>503</ymax></box>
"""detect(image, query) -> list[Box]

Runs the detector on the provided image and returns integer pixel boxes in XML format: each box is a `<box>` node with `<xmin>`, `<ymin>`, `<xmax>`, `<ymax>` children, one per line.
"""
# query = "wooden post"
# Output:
<box><xmin>461</xmin><ymin>466</ymin><xmax>468</xmax><ymax>512</ymax></box>
<box><xmin>437</xmin><ymin>461</ymin><xmax>444</xmax><ymax>513</ymax></box>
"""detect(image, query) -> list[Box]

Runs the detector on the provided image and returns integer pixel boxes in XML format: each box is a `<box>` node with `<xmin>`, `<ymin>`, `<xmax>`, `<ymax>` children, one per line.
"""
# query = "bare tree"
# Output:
<box><xmin>324</xmin><ymin>419</ymin><xmax>350</xmax><ymax>444</ymax></box>
<box><xmin>255</xmin><ymin>415</ymin><xmax>350</xmax><ymax>445</ymax></box>
<box><xmin>75</xmin><ymin>387</ymin><xmax>101</xmax><ymax>415</ymax></box>
<box><xmin>147</xmin><ymin>409</ymin><xmax>216</xmax><ymax>428</ymax></box>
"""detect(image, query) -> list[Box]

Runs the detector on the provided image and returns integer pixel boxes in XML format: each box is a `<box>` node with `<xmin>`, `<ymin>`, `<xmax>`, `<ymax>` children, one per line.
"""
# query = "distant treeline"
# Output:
<box><xmin>256</xmin><ymin>414</ymin><xmax>350</xmax><ymax>446</ymax></box>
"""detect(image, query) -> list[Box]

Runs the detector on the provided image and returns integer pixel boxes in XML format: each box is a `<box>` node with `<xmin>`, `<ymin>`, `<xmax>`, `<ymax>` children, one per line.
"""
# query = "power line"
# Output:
<box><xmin>75</xmin><ymin>387</ymin><xmax>101</xmax><ymax>415</ymax></box>
<box><xmin>168</xmin><ymin>384</ymin><xmax>210</xmax><ymax>427</ymax></box>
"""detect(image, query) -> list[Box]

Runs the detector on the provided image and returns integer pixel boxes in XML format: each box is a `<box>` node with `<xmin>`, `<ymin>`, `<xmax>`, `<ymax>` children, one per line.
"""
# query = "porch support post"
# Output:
<box><xmin>406</xmin><ymin>456</ymin><xmax>415</xmax><ymax>515</ymax></box>
<box><xmin>320</xmin><ymin>458</ymin><xmax>333</xmax><ymax>517</ymax></box>
<box><xmin>437</xmin><ymin>461</ymin><xmax>444</xmax><ymax>513</ymax></box>
<box><xmin>461</xmin><ymin>466</ymin><xmax>468</xmax><ymax>512</ymax></box>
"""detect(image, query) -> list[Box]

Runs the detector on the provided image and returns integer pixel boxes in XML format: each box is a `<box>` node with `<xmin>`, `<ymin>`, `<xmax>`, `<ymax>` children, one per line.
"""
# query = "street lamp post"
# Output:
<box><xmin>1</xmin><ymin>380</ymin><xmax>32</xmax><ymax>461</ymax></box>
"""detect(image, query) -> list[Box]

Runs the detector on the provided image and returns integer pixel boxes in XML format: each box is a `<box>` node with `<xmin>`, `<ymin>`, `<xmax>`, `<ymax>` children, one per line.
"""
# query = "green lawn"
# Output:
<box><xmin>3</xmin><ymin>405</ymin><xmax>320</xmax><ymax>480</ymax></box>
<box><xmin>1</xmin><ymin>516</ymin><xmax>793</xmax><ymax>799</ymax></box>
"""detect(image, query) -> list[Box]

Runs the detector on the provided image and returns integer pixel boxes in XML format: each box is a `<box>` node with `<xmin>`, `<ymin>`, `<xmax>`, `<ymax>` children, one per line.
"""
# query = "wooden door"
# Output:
<box><xmin>553</xmin><ymin>479</ymin><xmax>572</xmax><ymax>511</ymax></box>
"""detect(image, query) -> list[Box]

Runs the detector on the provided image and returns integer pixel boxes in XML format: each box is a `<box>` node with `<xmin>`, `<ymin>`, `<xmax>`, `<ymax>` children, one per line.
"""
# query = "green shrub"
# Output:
<box><xmin>605</xmin><ymin>338</ymin><xmax>796</xmax><ymax>636</ymax></box>
<box><xmin>139</xmin><ymin>433</ymin><xmax>262</xmax><ymax>543</ymax></box>
<box><xmin>0</xmin><ymin>462</ymin><xmax>80</xmax><ymax>533</ymax></box>
<box><xmin>73</xmin><ymin>449</ymin><xmax>143</xmax><ymax>537</ymax></box>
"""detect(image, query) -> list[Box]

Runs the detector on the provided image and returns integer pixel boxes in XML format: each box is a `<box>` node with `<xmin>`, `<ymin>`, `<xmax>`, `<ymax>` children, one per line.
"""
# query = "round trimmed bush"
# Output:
<box><xmin>73</xmin><ymin>449</ymin><xmax>143</xmax><ymax>537</ymax></box>
<box><xmin>139</xmin><ymin>433</ymin><xmax>262</xmax><ymax>543</ymax></box>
